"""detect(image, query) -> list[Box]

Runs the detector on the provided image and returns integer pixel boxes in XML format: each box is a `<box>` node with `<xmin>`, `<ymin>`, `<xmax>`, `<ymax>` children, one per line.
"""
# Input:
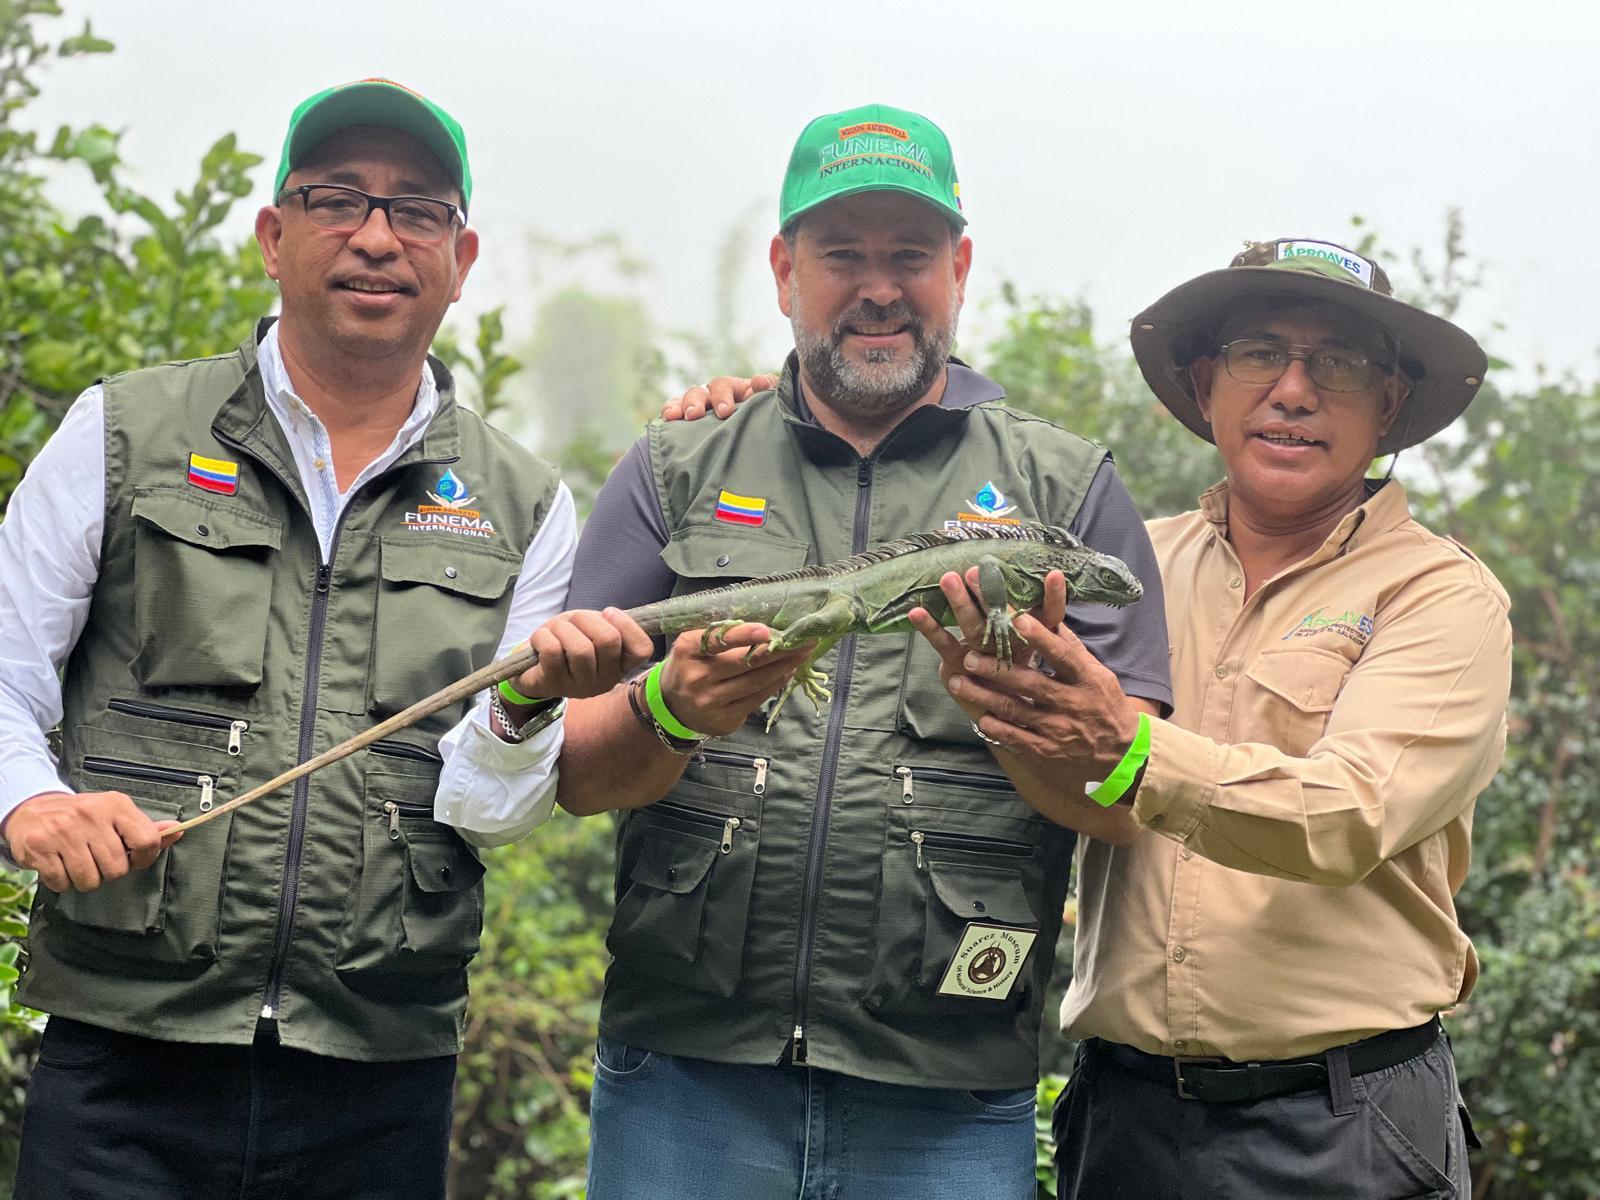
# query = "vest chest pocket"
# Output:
<box><xmin>606</xmin><ymin>783</ymin><xmax>762</xmax><ymax>998</ymax></box>
<box><xmin>41</xmin><ymin>754</ymin><xmax>233</xmax><ymax>974</ymax></box>
<box><xmin>863</xmin><ymin>799</ymin><xmax>1047</xmax><ymax>1018</ymax></box>
<box><xmin>336</xmin><ymin>774</ymin><xmax>486</xmax><ymax>992</ymax></box>
<box><xmin>129</xmin><ymin>488</ymin><xmax>283</xmax><ymax>689</ymax></box>
<box><xmin>368</xmin><ymin>538</ymin><xmax>524</xmax><ymax>718</ymax></box>
<box><xmin>660</xmin><ymin>526</ymin><xmax>813</xmax><ymax>594</ymax></box>
<box><xmin>1240</xmin><ymin>646</ymin><xmax>1353</xmax><ymax>758</ymax></box>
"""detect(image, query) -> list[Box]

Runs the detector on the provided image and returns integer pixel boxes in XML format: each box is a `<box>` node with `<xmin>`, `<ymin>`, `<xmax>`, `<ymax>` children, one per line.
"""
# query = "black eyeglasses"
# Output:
<box><xmin>276</xmin><ymin>184</ymin><xmax>463</xmax><ymax>244</ymax></box>
<box><xmin>1218</xmin><ymin>339</ymin><xmax>1392</xmax><ymax>393</ymax></box>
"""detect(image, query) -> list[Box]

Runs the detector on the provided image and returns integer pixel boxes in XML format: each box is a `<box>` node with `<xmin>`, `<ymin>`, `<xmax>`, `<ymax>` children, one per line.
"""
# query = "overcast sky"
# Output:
<box><xmin>26</xmin><ymin>0</ymin><xmax>1600</xmax><ymax>392</ymax></box>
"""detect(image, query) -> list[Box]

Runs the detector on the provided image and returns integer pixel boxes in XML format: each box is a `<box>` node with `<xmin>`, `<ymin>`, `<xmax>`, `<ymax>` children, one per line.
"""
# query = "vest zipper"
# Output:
<box><xmin>909</xmin><ymin>829</ymin><xmax>1033</xmax><ymax>870</ymax></box>
<box><xmin>652</xmin><ymin>799</ymin><xmax>743</xmax><ymax>853</ymax></box>
<box><xmin>371</xmin><ymin>739</ymin><xmax>445</xmax><ymax>765</ymax></box>
<box><xmin>106</xmin><ymin>699</ymin><xmax>251</xmax><ymax>755</ymax></box>
<box><xmin>81</xmin><ymin>756</ymin><xmax>216</xmax><ymax>812</ymax></box>
<box><xmin>891</xmin><ymin>764</ymin><xmax>1015</xmax><ymax>802</ymax></box>
<box><xmin>693</xmin><ymin>748</ymin><xmax>769</xmax><ymax>794</ymax></box>
<box><xmin>382</xmin><ymin>798</ymin><xmax>435</xmax><ymax>839</ymax></box>
<box><xmin>790</xmin><ymin>454</ymin><xmax>875</xmax><ymax>1063</ymax></box>
<box><xmin>212</xmin><ymin>428</ymin><xmax>461</xmax><ymax>1026</ymax></box>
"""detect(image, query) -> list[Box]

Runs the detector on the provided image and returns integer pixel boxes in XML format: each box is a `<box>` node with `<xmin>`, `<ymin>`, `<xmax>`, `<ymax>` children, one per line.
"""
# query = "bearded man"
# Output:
<box><xmin>553</xmin><ymin>104</ymin><xmax>1172</xmax><ymax>1200</ymax></box>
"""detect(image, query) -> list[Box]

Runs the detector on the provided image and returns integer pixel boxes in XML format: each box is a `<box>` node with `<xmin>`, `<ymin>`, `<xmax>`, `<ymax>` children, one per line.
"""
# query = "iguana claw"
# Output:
<box><xmin>763</xmin><ymin>661</ymin><xmax>833</xmax><ymax>732</ymax></box>
<box><xmin>699</xmin><ymin>619</ymin><xmax>743</xmax><ymax>654</ymax></box>
<box><xmin>983</xmin><ymin>609</ymin><xmax>1016</xmax><ymax>667</ymax></box>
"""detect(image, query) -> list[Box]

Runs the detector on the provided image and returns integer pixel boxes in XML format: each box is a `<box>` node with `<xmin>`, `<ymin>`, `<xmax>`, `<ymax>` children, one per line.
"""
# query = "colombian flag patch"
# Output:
<box><xmin>714</xmin><ymin>489</ymin><xmax>767</xmax><ymax>527</ymax></box>
<box><xmin>187</xmin><ymin>453</ymin><xmax>240</xmax><ymax>495</ymax></box>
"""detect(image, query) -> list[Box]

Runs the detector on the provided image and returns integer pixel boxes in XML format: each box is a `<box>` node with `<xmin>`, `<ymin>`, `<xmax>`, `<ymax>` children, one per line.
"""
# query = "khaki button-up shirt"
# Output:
<box><xmin>1060</xmin><ymin>480</ymin><xmax>1512</xmax><ymax>1061</ymax></box>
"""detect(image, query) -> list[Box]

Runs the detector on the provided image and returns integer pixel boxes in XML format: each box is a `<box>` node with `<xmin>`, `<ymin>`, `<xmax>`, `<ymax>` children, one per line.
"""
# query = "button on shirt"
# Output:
<box><xmin>0</xmin><ymin>324</ymin><xmax>571</xmax><ymax>848</ymax></box>
<box><xmin>1061</xmin><ymin>479</ymin><xmax>1512</xmax><ymax>1061</ymax></box>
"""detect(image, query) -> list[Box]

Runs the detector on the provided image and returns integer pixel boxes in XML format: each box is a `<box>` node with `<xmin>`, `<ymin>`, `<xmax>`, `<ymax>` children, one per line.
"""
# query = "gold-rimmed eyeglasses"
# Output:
<box><xmin>1219</xmin><ymin>338</ymin><xmax>1393</xmax><ymax>393</ymax></box>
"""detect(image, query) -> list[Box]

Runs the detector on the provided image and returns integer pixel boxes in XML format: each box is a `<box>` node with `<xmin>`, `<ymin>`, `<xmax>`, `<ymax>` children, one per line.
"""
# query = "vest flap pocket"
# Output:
<box><xmin>660</xmin><ymin>525</ymin><xmax>812</xmax><ymax>582</ymax></box>
<box><xmin>337</xmin><ymin>786</ymin><xmax>486</xmax><ymax>990</ymax></box>
<box><xmin>926</xmin><ymin>860</ymin><xmax>1037</xmax><ymax>927</ymax></box>
<box><xmin>48</xmin><ymin>797</ymin><xmax>183</xmax><ymax>938</ymax></box>
<box><xmin>1244</xmin><ymin>647</ymin><xmax>1350</xmax><ymax>713</ymax></box>
<box><xmin>606</xmin><ymin>787</ymin><xmax>762</xmax><ymax>999</ymax></box>
<box><xmin>369</xmin><ymin>539</ymin><xmax>524</xmax><ymax>719</ymax></box>
<box><xmin>131</xmin><ymin>488</ymin><xmax>283</xmax><ymax>552</ymax></box>
<box><xmin>379</xmin><ymin>538</ymin><xmax>523</xmax><ymax>601</ymax></box>
<box><xmin>406</xmin><ymin>834</ymin><xmax>487</xmax><ymax>895</ymax></box>
<box><xmin>628</xmin><ymin>828</ymin><xmax>720</xmax><ymax>895</ymax></box>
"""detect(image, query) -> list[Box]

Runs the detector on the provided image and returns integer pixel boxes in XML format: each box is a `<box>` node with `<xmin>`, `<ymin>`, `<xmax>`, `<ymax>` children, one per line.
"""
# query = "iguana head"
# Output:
<box><xmin>994</xmin><ymin>524</ymin><xmax>1145</xmax><ymax>608</ymax></box>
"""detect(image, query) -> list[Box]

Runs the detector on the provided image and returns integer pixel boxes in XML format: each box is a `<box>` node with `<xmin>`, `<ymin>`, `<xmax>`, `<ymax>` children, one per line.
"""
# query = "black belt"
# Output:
<box><xmin>1101</xmin><ymin>1018</ymin><xmax>1441</xmax><ymax>1103</ymax></box>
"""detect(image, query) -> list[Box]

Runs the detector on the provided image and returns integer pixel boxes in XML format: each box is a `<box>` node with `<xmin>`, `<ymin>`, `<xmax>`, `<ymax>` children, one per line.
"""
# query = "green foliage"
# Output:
<box><xmin>978</xmin><ymin>284</ymin><xmax>1221</xmax><ymax>519</ymax></box>
<box><xmin>449</xmin><ymin>811</ymin><xmax>615</xmax><ymax>1200</ymax></box>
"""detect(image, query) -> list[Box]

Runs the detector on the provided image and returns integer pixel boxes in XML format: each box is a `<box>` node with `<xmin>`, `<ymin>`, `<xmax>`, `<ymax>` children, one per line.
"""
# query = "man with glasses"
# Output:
<box><xmin>0</xmin><ymin>80</ymin><xmax>648</xmax><ymax>1198</ymax></box>
<box><xmin>926</xmin><ymin>240</ymin><xmax>1511</xmax><ymax>1197</ymax></box>
<box><xmin>677</xmin><ymin>238</ymin><xmax>1512</xmax><ymax>1196</ymax></box>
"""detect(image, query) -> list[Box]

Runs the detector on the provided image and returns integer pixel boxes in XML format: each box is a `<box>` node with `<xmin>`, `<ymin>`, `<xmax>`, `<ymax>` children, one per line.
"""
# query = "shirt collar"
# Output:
<box><xmin>1198</xmin><ymin>476</ymin><xmax>1413</xmax><ymax>560</ymax></box>
<box><xmin>257</xmin><ymin>322</ymin><xmax>438</xmax><ymax>445</ymax></box>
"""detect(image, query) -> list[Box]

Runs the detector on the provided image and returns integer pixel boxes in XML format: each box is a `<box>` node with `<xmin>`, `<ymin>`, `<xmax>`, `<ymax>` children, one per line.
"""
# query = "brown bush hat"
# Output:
<box><xmin>1129</xmin><ymin>238</ymin><xmax>1487</xmax><ymax>455</ymax></box>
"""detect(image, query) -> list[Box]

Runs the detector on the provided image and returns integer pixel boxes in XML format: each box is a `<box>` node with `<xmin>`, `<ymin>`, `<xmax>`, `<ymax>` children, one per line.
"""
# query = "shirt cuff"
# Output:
<box><xmin>0</xmin><ymin>758</ymin><xmax>71</xmax><ymax>831</ymax></box>
<box><xmin>1130</xmin><ymin>718</ymin><xmax>1219</xmax><ymax>842</ymax></box>
<box><xmin>433</xmin><ymin>701</ymin><xmax>563</xmax><ymax>848</ymax></box>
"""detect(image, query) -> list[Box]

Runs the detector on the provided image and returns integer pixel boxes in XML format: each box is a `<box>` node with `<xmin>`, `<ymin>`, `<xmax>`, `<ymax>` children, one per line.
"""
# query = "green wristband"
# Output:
<box><xmin>498</xmin><ymin>677</ymin><xmax>544</xmax><ymax>707</ymax></box>
<box><xmin>1086</xmin><ymin>712</ymin><xmax>1151</xmax><ymax>807</ymax></box>
<box><xmin>645</xmin><ymin>661</ymin><xmax>707</xmax><ymax>741</ymax></box>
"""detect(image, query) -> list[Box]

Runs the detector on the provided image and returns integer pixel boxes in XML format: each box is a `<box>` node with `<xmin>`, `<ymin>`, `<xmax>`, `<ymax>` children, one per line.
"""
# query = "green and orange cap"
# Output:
<box><xmin>779</xmin><ymin>103</ymin><xmax>965</xmax><ymax>232</ymax></box>
<box><xmin>274</xmin><ymin>78</ymin><xmax>472</xmax><ymax>212</ymax></box>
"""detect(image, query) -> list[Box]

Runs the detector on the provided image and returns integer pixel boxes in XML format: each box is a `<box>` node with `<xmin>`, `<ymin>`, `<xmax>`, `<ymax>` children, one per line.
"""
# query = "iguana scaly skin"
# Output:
<box><xmin>627</xmin><ymin>522</ymin><xmax>1144</xmax><ymax>729</ymax></box>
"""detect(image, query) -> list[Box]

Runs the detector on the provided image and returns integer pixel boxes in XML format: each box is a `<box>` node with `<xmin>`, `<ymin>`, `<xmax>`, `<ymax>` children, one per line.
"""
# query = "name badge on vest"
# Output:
<box><xmin>936</xmin><ymin>923</ymin><xmax>1038</xmax><ymax>1000</ymax></box>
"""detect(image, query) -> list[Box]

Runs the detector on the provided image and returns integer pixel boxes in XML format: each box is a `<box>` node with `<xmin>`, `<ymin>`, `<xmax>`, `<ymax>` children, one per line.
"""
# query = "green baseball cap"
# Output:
<box><xmin>274</xmin><ymin>78</ymin><xmax>472</xmax><ymax>212</ymax></box>
<box><xmin>779</xmin><ymin>103</ymin><xmax>965</xmax><ymax>231</ymax></box>
<box><xmin>1130</xmin><ymin>238</ymin><xmax>1488</xmax><ymax>455</ymax></box>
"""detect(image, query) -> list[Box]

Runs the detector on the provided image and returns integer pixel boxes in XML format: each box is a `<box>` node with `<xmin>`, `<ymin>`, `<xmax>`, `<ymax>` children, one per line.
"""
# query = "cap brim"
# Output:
<box><xmin>783</xmin><ymin>180</ymin><xmax>966</xmax><ymax>231</ymax></box>
<box><xmin>1129</xmin><ymin>267</ymin><xmax>1487</xmax><ymax>455</ymax></box>
<box><xmin>282</xmin><ymin>84</ymin><xmax>466</xmax><ymax>204</ymax></box>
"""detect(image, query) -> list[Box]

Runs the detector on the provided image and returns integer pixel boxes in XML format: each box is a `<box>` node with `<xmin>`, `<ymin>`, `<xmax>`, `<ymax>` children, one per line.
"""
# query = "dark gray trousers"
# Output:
<box><xmin>1055</xmin><ymin>1032</ymin><xmax>1472</xmax><ymax>1200</ymax></box>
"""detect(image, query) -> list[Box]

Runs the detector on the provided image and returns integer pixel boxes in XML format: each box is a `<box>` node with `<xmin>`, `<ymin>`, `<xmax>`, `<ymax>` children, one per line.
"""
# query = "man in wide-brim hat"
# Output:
<box><xmin>918</xmin><ymin>237</ymin><xmax>1512</xmax><ymax>1198</ymax></box>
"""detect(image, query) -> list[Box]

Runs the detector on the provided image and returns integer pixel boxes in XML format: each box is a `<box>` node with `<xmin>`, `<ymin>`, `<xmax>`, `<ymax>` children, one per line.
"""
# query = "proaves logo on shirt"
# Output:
<box><xmin>405</xmin><ymin>468</ymin><xmax>497</xmax><ymax>539</ymax></box>
<box><xmin>936</xmin><ymin>923</ymin><xmax>1038</xmax><ymax>1000</ymax></box>
<box><xmin>187</xmin><ymin>453</ymin><xmax>239</xmax><ymax>496</ymax></box>
<box><xmin>1282</xmin><ymin>605</ymin><xmax>1373</xmax><ymax>645</ymax></box>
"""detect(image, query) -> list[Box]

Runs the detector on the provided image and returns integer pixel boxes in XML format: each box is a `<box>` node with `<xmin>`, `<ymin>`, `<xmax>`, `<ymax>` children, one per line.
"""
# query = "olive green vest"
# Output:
<box><xmin>20</xmin><ymin>325</ymin><xmax>557</xmax><ymax>1061</ymax></box>
<box><xmin>600</xmin><ymin>362</ymin><xmax>1107</xmax><ymax>1090</ymax></box>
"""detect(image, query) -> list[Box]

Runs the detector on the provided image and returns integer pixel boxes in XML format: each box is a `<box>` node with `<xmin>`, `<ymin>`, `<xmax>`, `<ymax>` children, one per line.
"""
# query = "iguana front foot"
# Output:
<box><xmin>982</xmin><ymin>607</ymin><xmax>1017</xmax><ymax>667</ymax></box>
<box><xmin>699</xmin><ymin>619</ymin><xmax>743</xmax><ymax>654</ymax></box>
<box><xmin>763</xmin><ymin>661</ymin><xmax>833</xmax><ymax>732</ymax></box>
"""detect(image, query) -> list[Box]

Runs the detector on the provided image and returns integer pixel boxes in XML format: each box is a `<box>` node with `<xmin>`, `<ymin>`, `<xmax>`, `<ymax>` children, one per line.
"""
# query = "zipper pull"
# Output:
<box><xmin>227</xmin><ymin>719</ymin><xmax>249</xmax><ymax>756</ymax></box>
<box><xmin>196</xmin><ymin>775</ymin><xmax>215</xmax><ymax>812</ymax></box>
<box><xmin>316</xmin><ymin>564</ymin><xmax>331</xmax><ymax>594</ymax></box>
<box><xmin>752</xmin><ymin>759</ymin><xmax>768</xmax><ymax>795</ymax></box>
<box><xmin>791</xmin><ymin>1024</ymin><xmax>807</xmax><ymax>1064</ymax></box>
<box><xmin>384</xmin><ymin>801</ymin><xmax>401</xmax><ymax>840</ymax></box>
<box><xmin>720</xmin><ymin>816</ymin><xmax>742</xmax><ymax>854</ymax></box>
<box><xmin>895</xmin><ymin>766</ymin><xmax>914</xmax><ymax>803</ymax></box>
<box><xmin>911</xmin><ymin>830</ymin><xmax>926</xmax><ymax>870</ymax></box>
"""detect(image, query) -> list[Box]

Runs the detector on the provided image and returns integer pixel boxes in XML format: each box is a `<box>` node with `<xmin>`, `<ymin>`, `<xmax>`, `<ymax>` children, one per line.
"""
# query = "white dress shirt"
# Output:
<box><xmin>0</xmin><ymin>324</ymin><xmax>570</xmax><ymax>850</ymax></box>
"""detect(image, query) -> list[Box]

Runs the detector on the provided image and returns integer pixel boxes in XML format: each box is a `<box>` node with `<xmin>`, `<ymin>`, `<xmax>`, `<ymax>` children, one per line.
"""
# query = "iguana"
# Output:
<box><xmin>167</xmin><ymin>523</ymin><xmax>1142</xmax><ymax>836</ymax></box>
<box><xmin>628</xmin><ymin>521</ymin><xmax>1144</xmax><ymax>728</ymax></box>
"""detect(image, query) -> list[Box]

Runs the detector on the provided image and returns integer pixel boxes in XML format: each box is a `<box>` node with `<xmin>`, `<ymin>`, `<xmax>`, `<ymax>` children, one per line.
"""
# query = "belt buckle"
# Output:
<box><xmin>1173</xmin><ymin>1054</ymin><xmax>1226</xmax><ymax>1100</ymax></box>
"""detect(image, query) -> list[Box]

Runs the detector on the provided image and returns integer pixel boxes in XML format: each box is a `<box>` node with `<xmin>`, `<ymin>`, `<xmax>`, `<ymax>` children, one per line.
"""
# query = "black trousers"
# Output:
<box><xmin>14</xmin><ymin>1017</ymin><xmax>457</xmax><ymax>1200</ymax></box>
<box><xmin>1054</xmin><ymin>1032</ymin><xmax>1471</xmax><ymax>1200</ymax></box>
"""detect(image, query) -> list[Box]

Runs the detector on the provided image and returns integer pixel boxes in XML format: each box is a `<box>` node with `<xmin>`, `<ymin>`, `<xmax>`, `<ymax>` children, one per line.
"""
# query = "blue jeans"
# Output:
<box><xmin>586</xmin><ymin>1036</ymin><xmax>1037</xmax><ymax>1200</ymax></box>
